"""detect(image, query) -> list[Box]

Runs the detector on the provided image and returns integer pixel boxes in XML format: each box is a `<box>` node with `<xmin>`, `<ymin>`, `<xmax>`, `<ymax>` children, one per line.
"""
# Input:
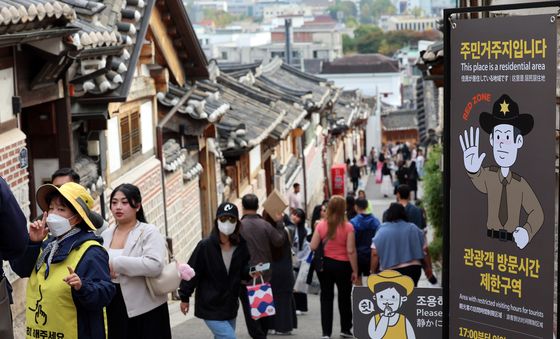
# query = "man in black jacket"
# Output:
<box><xmin>239</xmin><ymin>194</ymin><xmax>286</xmax><ymax>339</ymax></box>
<box><xmin>0</xmin><ymin>177</ymin><xmax>28</xmax><ymax>339</ymax></box>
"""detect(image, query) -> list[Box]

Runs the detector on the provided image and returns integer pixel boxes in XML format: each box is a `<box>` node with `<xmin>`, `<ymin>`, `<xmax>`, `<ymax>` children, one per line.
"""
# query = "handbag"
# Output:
<box><xmin>145</xmin><ymin>258</ymin><xmax>182</xmax><ymax>298</ymax></box>
<box><xmin>0</xmin><ymin>276</ymin><xmax>14</xmax><ymax>339</ymax></box>
<box><xmin>145</xmin><ymin>241</ymin><xmax>184</xmax><ymax>298</ymax></box>
<box><xmin>311</xmin><ymin>238</ymin><xmax>328</xmax><ymax>273</ymax></box>
<box><xmin>246</xmin><ymin>276</ymin><xmax>276</xmax><ymax>320</ymax></box>
<box><xmin>131</xmin><ymin>227</ymin><xmax>183</xmax><ymax>298</ymax></box>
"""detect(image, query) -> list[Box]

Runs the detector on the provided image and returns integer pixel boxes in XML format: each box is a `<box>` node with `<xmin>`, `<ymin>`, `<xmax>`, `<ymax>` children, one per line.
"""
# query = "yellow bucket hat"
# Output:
<box><xmin>36</xmin><ymin>182</ymin><xmax>96</xmax><ymax>231</ymax></box>
<box><xmin>367</xmin><ymin>270</ymin><xmax>415</xmax><ymax>296</ymax></box>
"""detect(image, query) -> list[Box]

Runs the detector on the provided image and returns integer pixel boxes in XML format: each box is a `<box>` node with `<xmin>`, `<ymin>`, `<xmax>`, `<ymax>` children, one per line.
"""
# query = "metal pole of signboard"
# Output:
<box><xmin>443</xmin><ymin>2</ymin><xmax>560</xmax><ymax>338</ymax></box>
<box><xmin>443</xmin><ymin>7</ymin><xmax>451</xmax><ymax>339</ymax></box>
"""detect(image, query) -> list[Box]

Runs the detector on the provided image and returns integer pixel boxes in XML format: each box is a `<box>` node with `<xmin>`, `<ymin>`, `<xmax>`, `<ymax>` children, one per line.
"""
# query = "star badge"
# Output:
<box><xmin>499</xmin><ymin>100</ymin><xmax>509</xmax><ymax>115</ymax></box>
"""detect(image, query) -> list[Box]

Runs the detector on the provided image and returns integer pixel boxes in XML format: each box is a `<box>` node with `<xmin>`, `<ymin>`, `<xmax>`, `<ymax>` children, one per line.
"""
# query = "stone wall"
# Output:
<box><xmin>164</xmin><ymin>170</ymin><xmax>202</xmax><ymax>263</ymax></box>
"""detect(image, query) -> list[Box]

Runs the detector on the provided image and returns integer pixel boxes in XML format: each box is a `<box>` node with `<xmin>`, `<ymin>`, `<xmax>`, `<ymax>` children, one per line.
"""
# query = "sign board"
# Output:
<box><xmin>352</xmin><ymin>271</ymin><xmax>443</xmax><ymax>339</ymax></box>
<box><xmin>448</xmin><ymin>14</ymin><xmax>556</xmax><ymax>338</ymax></box>
<box><xmin>331</xmin><ymin>163</ymin><xmax>346</xmax><ymax>196</ymax></box>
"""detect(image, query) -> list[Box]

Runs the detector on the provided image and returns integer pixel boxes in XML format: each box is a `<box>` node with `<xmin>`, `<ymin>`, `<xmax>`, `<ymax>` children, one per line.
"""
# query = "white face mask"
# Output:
<box><xmin>218</xmin><ymin>221</ymin><xmax>236</xmax><ymax>236</ymax></box>
<box><xmin>46</xmin><ymin>214</ymin><xmax>74</xmax><ymax>237</ymax></box>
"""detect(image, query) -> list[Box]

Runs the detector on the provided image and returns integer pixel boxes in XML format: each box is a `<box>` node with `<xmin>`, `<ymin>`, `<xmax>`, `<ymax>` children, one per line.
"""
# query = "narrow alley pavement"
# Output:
<box><xmin>169</xmin><ymin>172</ymin><xmax>440</xmax><ymax>338</ymax></box>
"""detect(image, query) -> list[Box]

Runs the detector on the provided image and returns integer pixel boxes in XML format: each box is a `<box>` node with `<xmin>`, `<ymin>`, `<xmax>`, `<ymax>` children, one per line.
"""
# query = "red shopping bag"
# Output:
<box><xmin>246</xmin><ymin>277</ymin><xmax>276</xmax><ymax>320</ymax></box>
<box><xmin>375</xmin><ymin>163</ymin><xmax>383</xmax><ymax>184</ymax></box>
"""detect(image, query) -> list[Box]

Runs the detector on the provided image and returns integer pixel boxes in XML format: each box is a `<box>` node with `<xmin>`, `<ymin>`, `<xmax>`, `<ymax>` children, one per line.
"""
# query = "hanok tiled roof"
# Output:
<box><xmin>259</xmin><ymin>57</ymin><xmax>333</xmax><ymax>110</ymax></box>
<box><xmin>69</xmin><ymin>0</ymin><xmax>207</xmax><ymax>100</ymax></box>
<box><xmin>0</xmin><ymin>0</ymin><xmax>77</xmax><ymax>47</ymax></box>
<box><xmin>74</xmin><ymin>156</ymin><xmax>103</xmax><ymax>197</ymax></box>
<box><xmin>218</xmin><ymin>61</ymin><xmax>309</xmax><ymax>141</ymax></box>
<box><xmin>157</xmin><ymin>82</ymin><xmax>229</xmax><ymax>122</ymax></box>
<box><xmin>0</xmin><ymin>0</ymin><xmax>75</xmax><ymax>28</ymax></box>
<box><xmin>214</xmin><ymin>73</ymin><xmax>285</xmax><ymax>153</ymax></box>
<box><xmin>321</xmin><ymin>54</ymin><xmax>399</xmax><ymax>74</ymax></box>
<box><xmin>381</xmin><ymin>110</ymin><xmax>418</xmax><ymax>131</ymax></box>
<box><xmin>416</xmin><ymin>40</ymin><xmax>443</xmax><ymax>85</ymax></box>
<box><xmin>67</xmin><ymin>0</ymin><xmax>155</xmax><ymax>98</ymax></box>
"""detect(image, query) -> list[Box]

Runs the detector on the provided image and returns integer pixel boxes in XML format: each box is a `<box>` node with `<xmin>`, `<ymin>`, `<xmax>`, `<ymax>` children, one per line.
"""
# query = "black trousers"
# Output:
<box><xmin>239</xmin><ymin>286</ymin><xmax>270</xmax><ymax>339</ymax></box>
<box><xmin>317</xmin><ymin>257</ymin><xmax>353</xmax><ymax>336</ymax></box>
<box><xmin>107</xmin><ymin>284</ymin><xmax>171</xmax><ymax>339</ymax></box>
<box><xmin>294</xmin><ymin>292</ymin><xmax>308</xmax><ymax>312</ymax></box>
<box><xmin>351</xmin><ymin>179</ymin><xmax>359</xmax><ymax>193</ymax></box>
<box><xmin>394</xmin><ymin>265</ymin><xmax>422</xmax><ymax>286</ymax></box>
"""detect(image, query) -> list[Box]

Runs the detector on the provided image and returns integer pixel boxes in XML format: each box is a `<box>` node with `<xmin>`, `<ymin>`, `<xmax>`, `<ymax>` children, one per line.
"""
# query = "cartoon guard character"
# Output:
<box><xmin>367</xmin><ymin>270</ymin><xmax>416</xmax><ymax>339</ymax></box>
<box><xmin>459</xmin><ymin>94</ymin><xmax>544</xmax><ymax>249</ymax></box>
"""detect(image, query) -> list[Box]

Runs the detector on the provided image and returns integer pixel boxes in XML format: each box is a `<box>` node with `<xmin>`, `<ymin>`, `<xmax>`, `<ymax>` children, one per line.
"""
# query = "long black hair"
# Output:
<box><xmin>292</xmin><ymin>208</ymin><xmax>307</xmax><ymax>251</ymax></box>
<box><xmin>110</xmin><ymin>183</ymin><xmax>147</xmax><ymax>223</ymax></box>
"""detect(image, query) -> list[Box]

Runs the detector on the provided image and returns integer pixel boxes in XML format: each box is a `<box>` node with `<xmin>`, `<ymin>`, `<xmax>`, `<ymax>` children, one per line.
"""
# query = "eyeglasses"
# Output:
<box><xmin>218</xmin><ymin>215</ymin><xmax>237</xmax><ymax>223</ymax></box>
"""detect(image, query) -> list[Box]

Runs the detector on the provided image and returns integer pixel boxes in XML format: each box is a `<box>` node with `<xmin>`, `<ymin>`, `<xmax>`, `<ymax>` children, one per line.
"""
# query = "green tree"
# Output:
<box><xmin>328</xmin><ymin>0</ymin><xmax>358</xmax><ymax>21</ymax></box>
<box><xmin>354</xmin><ymin>26</ymin><xmax>383</xmax><ymax>53</ymax></box>
<box><xmin>342</xmin><ymin>34</ymin><xmax>356</xmax><ymax>53</ymax></box>
<box><xmin>423</xmin><ymin>144</ymin><xmax>443</xmax><ymax>261</ymax></box>
<box><xmin>370</xmin><ymin>0</ymin><xmax>396</xmax><ymax>21</ymax></box>
<box><xmin>203</xmin><ymin>9</ymin><xmax>239</xmax><ymax>27</ymax></box>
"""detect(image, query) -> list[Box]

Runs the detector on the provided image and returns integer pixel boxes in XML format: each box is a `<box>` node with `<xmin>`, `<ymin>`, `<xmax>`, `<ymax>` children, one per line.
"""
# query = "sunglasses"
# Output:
<box><xmin>218</xmin><ymin>215</ymin><xmax>237</xmax><ymax>223</ymax></box>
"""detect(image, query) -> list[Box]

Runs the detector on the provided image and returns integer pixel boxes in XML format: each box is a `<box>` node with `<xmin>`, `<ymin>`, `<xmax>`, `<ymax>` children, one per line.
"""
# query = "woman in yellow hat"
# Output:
<box><xmin>11</xmin><ymin>182</ymin><xmax>115</xmax><ymax>339</ymax></box>
<box><xmin>367</xmin><ymin>270</ymin><xmax>416</xmax><ymax>339</ymax></box>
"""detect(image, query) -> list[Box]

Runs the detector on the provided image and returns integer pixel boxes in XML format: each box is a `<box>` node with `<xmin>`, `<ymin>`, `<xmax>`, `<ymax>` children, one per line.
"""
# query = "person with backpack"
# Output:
<box><xmin>350</xmin><ymin>198</ymin><xmax>380</xmax><ymax>283</ymax></box>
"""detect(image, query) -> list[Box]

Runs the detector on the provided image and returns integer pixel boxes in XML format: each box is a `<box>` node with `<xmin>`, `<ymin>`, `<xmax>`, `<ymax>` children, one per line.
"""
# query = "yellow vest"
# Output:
<box><xmin>375</xmin><ymin>313</ymin><xmax>407</xmax><ymax>339</ymax></box>
<box><xmin>26</xmin><ymin>240</ymin><xmax>104</xmax><ymax>339</ymax></box>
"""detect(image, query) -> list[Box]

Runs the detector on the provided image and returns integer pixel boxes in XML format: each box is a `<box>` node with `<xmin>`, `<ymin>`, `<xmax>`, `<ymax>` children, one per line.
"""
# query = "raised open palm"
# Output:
<box><xmin>459</xmin><ymin>126</ymin><xmax>486</xmax><ymax>173</ymax></box>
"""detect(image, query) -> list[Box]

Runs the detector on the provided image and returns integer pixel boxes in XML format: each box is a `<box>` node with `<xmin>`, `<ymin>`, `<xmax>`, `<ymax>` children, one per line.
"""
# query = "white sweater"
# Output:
<box><xmin>101</xmin><ymin>222</ymin><xmax>167</xmax><ymax>317</ymax></box>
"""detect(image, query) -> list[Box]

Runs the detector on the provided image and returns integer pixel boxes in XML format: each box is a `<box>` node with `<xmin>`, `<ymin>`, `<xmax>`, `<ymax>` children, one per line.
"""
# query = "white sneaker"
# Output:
<box><xmin>295</xmin><ymin>310</ymin><xmax>302</xmax><ymax>315</ymax></box>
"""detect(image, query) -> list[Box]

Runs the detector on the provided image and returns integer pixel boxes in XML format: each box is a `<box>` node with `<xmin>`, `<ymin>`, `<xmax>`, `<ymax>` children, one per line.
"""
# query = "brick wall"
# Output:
<box><xmin>164</xmin><ymin>170</ymin><xmax>202</xmax><ymax>263</ymax></box>
<box><xmin>0</xmin><ymin>129</ymin><xmax>30</xmax><ymax>222</ymax></box>
<box><xmin>0</xmin><ymin>129</ymin><xmax>30</xmax><ymax>283</ymax></box>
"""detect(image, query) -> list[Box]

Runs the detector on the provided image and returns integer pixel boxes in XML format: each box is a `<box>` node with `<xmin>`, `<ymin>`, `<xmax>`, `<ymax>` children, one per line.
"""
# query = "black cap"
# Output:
<box><xmin>216</xmin><ymin>202</ymin><xmax>239</xmax><ymax>219</ymax></box>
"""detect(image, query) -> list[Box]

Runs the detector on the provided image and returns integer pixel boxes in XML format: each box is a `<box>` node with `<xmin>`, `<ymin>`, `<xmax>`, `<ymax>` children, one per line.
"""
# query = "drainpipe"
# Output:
<box><xmin>298</xmin><ymin>122</ymin><xmax>310</xmax><ymax>212</ymax></box>
<box><xmin>155</xmin><ymin>88</ymin><xmax>194</xmax><ymax>237</ymax></box>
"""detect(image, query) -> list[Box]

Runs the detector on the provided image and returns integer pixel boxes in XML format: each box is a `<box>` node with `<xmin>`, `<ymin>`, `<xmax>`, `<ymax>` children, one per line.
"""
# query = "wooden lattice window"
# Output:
<box><xmin>120</xmin><ymin>109</ymin><xmax>141</xmax><ymax>161</ymax></box>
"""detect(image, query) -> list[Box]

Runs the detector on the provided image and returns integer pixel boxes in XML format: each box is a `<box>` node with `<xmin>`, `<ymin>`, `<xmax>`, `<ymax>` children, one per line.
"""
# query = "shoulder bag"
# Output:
<box><xmin>130</xmin><ymin>227</ymin><xmax>183</xmax><ymax>298</ymax></box>
<box><xmin>145</xmin><ymin>251</ymin><xmax>182</xmax><ymax>298</ymax></box>
<box><xmin>311</xmin><ymin>238</ymin><xmax>329</xmax><ymax>273</ymax></box>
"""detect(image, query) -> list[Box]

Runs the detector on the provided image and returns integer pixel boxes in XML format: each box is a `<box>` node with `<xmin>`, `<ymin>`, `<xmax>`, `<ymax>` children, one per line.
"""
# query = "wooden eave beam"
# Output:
<box><xmin>149</xmin><ymin>6</ymin><xmax>186</xmax><ymax>86</ymax></box>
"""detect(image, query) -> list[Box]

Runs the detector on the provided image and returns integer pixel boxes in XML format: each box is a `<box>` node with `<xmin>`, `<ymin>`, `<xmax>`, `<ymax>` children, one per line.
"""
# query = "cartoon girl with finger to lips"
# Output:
<box><xmin>367</xmin><ymin>270</ymin><xmax>416</xmax><ymax>339</ymax></box>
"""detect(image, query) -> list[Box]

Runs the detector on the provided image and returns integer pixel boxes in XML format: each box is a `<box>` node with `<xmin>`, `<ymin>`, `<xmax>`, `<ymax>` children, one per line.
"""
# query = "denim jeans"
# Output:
<box><xmin>204</xmin><ymin>319</ymin><xmax>237</xmax><ymax>339</ymax></box>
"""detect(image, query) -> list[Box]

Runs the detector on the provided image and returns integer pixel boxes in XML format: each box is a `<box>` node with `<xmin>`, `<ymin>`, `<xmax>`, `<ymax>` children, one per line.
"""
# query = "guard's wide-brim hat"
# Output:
<box><xmin>36</xmin><ymin>182</ymin><xmax>97</xmax><ymax>231</ymax></box>
<box><xmin>479</xmin><ymin>94</ymin><xmax>534</xmax><ymax>135</ymax></box>
<box><xmin>367</xmin><ymin>269</ymin><xmax>415</xmax><ymax>296</ymax></box>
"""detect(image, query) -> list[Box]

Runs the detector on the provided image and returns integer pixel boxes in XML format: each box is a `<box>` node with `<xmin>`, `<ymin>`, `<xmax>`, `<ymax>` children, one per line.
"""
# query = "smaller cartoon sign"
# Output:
<box><xmin>353</xmin><ymin>270</ymin><xmax>443</xmax><ymax>339</ymax></box>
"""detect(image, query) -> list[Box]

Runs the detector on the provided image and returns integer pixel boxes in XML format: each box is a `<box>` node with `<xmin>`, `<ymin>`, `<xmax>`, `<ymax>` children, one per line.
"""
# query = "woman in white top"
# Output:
<box><xmin>101</xmin><ymin>184</ymin><xmax>170</xmax><ymax>339</ymax></box>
